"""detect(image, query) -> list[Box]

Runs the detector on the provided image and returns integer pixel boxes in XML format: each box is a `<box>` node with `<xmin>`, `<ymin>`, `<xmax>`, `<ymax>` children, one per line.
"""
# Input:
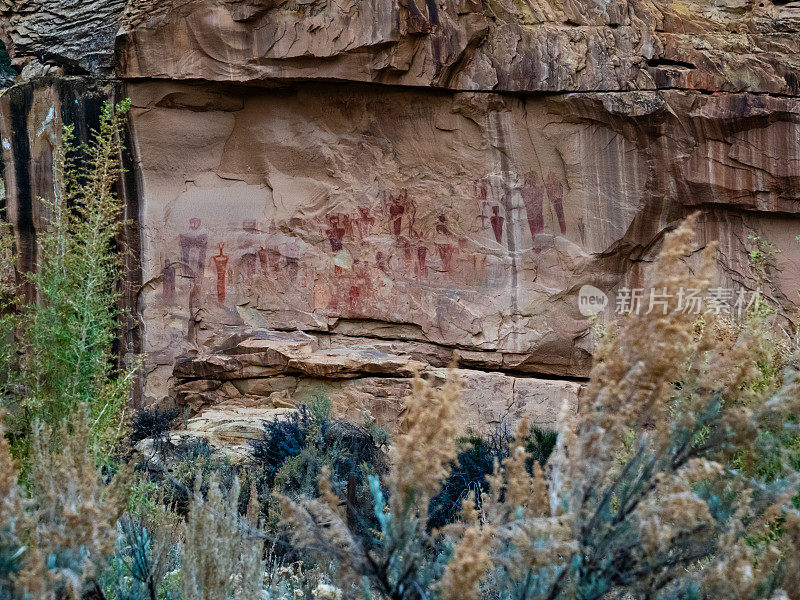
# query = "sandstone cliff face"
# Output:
<box><xmin>1</xmin><ymin>0</ymin><xmax>800</xmax><ymax>441</ymax></box>
<box><xmin>117</xmin><ymin>0</ymin><xmax>800</xmax><ymax>94</ymax></box>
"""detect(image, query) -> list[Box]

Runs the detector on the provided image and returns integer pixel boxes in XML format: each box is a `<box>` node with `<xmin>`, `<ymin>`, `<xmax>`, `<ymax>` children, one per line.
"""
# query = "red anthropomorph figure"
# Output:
<box><xmin>389</xmin><ymin>192</ymin><xmax>406</xmax><ymax>237</ymax></box>
<box><xmin>521</xmin><ymin>171</ymin><xmax>546</xmax><ymax>238</ymax></box>
<box><xmin>326</xmin><ymin>214</ymin><xmax>346</xmax><ymax>252</ymax></box>
<box><xmin>490</xmin><ymin>205</ymin><xmax>504</xmax><ymax>244</ymax></box>
<box><xmin>355</xmin><ymin>207</ymin><xmax>375</xmax><ymax>238</ymax></box>
<box><xmin>213</xmin><ymin>243</ymin><xmax>229</xmax><ymax>303</ymax></box>
<box><xmin>162</xmin><ymin>258</ymin><xmax>176</xmax><ymax>306</ymax></box>
<box><xmin>544</xmin><ymin>172</ymin><xmax>567</xmax><ymax>235</ymax></box>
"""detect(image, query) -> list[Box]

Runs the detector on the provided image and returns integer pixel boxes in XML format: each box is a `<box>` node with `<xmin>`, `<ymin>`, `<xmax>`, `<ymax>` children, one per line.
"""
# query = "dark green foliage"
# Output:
<box><xmin>0</xmin><ymin>42</ymin><xmax>14</xmax><ymax>84</ymax></box>
<box><xmin>525</xmin><ymin>427</ymin><xmax>558</xmax><ymax>469</ymax></box>
<box><xmin>129</xmin><ymin>407</ymin><xmax>180</xmax><ymax>446</ymax></box>
<box><xmin>0</xmin><ymin>100</ymin><xmax>136</xmax><ymax>466</ymax></box>
<box><xmin>135</xmin><ymin>436</ymin><xmax>237</xmax><ymax>516</ymax></box>
<box><xmin>249</xmin><ymin>393</ymin><xmax>388</xmax><ymax>520</ymax></box>
<box><xmin>0</xmin><ymin>528</ymin><xmax>24</xmax><ymax>600</ymax></box>
<box><xmin>101</xmin><ymin>515</ymin><xmax>180</xmax><ymax>600</ymax></box>
<box><xmin>250</xmin><ymin>404</ymin><xmax>313</xmax><ymax>488</ymax></box>
<box><xmin>428</xmin><ymin>425</ymin><xmax>557</xmax><ymax>530</ymax></box>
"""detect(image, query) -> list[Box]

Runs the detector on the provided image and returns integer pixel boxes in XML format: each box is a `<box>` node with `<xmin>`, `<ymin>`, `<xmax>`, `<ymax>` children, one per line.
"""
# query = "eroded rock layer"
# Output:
<box><xmin>1</xmin><ymin>0</ymin><xmax>800</xmax><ymax>439</ymax></box>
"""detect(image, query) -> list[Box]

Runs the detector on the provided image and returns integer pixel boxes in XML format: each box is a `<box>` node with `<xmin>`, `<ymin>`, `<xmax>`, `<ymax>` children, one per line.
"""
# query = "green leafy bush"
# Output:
<box><xmin>428</xmin><ymin>425</ymin><xmax>556</xmax><ymax>530</ymax></box>
<box><xmin>0</xmin><ymin>100</ymin><xmax>135</xmax><ymax>464</ymax></box>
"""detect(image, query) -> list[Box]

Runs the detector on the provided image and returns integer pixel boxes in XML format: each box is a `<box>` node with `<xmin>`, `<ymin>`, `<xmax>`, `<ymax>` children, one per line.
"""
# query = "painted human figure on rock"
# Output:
<box><xmin>520</xmin><ymin>171</ymin><xmax>567</xmax><ymax>239</ymax></box>
<box><xmin>474</xmin><ymin>176</ymin><xmax>505</xmax><ymax>245</ymax></box>
<box><xmin>179</xmin><ymin>218</ymin><xmax>207</xmax><ymax>278</ymax></box>
<box><xmin>237</xmin><ymin>220</ymin><xmax>260</xmax><ymax>286</ymax></box>
<box><xmin>402</xmin><ymin>241</ymin><xmax>414</xmax><ymax>278</ymax></box>
<box><xmin>326</xmin><ymin>214</ymin><xmax>346</xmax><ymax>251</ymax></box>
<box><xmin>436</xmin><ymin>242</ymin><xmax>456</xmax><ymax>273</ymax></box>
<box><xmin>355</xmin><ymin>207</ymin><xmax>375</xmax><ymax>238</ymax></box>
<box><xmin>544</xmin><ymin>172</ymin><xmax>567</xmax><ymax>235</ymax></box>
<box><xmin>375</xmin><ymin>251</ymin><xmax>388</xmax><ymax>273</ymax></box>
<box><xmin>161</xmin><ymin>258</ymin><xmax>175</xmax><ymax>305</ymax></box>
<box><xmin>490</xmin><ymin>205</ymin><xmax>504</xmax><ymax>244</ymax></box>
<box><xmin>179</xmin><ymin>218</ymin><xmax>208</xmax><ymax>340</ymax></box>
<box><xmin>416</xmin><ymin>245</ymin><xmax>428</xmax><ymax>279</ymax></box>
<box><xmin>258</xmin><ymin>243</ymin><xmax>282</xmax><ymax>274</ymax></box>
<box><xmin>389</xmin><ymin>192</ymin><xmax>406</xmax><ymax>236</ymax></box>
<box><xmin>433</xmin><ymin>213</ymin><xmax>457</xmax><ymax>277</ymax></box>
<box><xmin>213</xmin><ymin>243</ymin><xmax>229</xmax><ymax>303</ymax></box>
<box><xmin>436</xmin><ymin>213</ymin><xmax>453</xmax><ymax>237</ymax></box>
<box><xmin>520</xmin><ymin>172</ymin><xmax>546</xmax><ymax>237</ymax></box>
<box><xmin>349</xmin><ymin>286</ymin><xmax>361</xmax><ymax>312</ymax></box>
<box><xmin>386</xmin><ymin>190</ymin><xmax>416</xmax><ymax>237</ymax></box>
<box><xmin>283</xmin><ymin>238</ymin><xmax>301</xmax><ymax>282</ymax></box>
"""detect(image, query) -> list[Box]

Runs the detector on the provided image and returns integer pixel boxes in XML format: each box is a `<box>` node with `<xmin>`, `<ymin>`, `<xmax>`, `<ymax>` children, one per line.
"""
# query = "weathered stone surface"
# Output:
<box><xmin>130</xmin><ymin>81</ymin><xmax>800</xmax><ymax>409</ymax></box>
<box><xmin>426</xmin><ymin>368</ymin><xmax>580</xmax><ymax>432</ymax></box>
<box><xmin>169</xmin><ymin>332</ymin><xmax>581</xmax><ymax>431</ymax></box>
<box><xmin>0</xmin><ymin>0</ymin><xmax>125</xmax><ymax>75</ymax></box>
<box><xmin>115</xmin><ymin>0</ymin><xmax>800</xmax><ymax>95</ymax></box>
<box><xmin>168</xmin><ymin>405</ymin><xmax>298</xmax><ymax>462</ymax></box>
<box><xmin>173</xmin><ymin>330</ymin><xmax>427</xmax><ymax>381</ymax></box>
<box><xmin>174</xmin><ymin>367</ymin><xmax>580</xmax><ymax>433</ymax></box>
<box><xmin>2</xmin><ymin>0</ymin><xmax>800</xmax><ymax>441</ymax></box>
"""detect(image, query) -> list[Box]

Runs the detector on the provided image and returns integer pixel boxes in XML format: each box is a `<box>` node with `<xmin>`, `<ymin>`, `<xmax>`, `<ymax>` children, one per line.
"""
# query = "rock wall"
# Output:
<box><xmin>1</xmin><ymin>0</ymin><xmax>800</xmax><ymax>439</ymax></box>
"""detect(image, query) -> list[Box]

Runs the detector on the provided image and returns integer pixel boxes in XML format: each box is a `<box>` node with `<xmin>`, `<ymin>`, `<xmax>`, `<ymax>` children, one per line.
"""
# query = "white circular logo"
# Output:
<box><xmin>578</xmin><ymin>284</ymin><xmax>608</xmax><ymax>316</ymax></box>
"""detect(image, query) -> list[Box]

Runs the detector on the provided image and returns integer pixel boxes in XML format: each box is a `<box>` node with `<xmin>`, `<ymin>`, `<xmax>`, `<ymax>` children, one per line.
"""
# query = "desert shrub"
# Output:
<box><xmin>282</xmin><ymin>215</ymin><xmax>800</xmax><ymax>600</ymax></box>
<box><xmin>438</xmin><ymin>215</ymin><xmax>800</xmax><ymax>600</ymax></box>
<box><xmin>250</xmin><ymin>404</ymin><xmax>315</xmax><ymax>488</ymax></box>
<box><xmin>0</xmin><ymin>408</ymin><xmax>126</xmax><ymax>600</ymax></box>
<box><xmin>0</xmin><ymin>100</ymin><xmax>135</xmax><ymax>465</ymax></box>
<box><xmin>0</xmin><ymin>413</ymin><xmax>27</xmax><ymax>599</ymax></box>
<box><xmin>180</xmin><ymin>474</ymin><xmax>265</xmax><ymax>600</ymax></box>
<box><xmin>281</xmin><ymin>372</ymin><xmax>463</xmax><ymax>600</ymax></box>
<box><xmin>100</xmin><ymin>506</ymin><xmax>181</xmax><ymax>600</ymax></box>
<box><xmin>250</xmin><ymin>393</ymin><xmax>388</xmax><ymax>527</ymax></box>
<box><xmin>429</xmin><ymin>426</ymin><xmax>556</xmax><ymax>530</ymax></box>
<box><xmin>133</xmin><ymin>435</ymin><xmax>240</xmax><ymax>516</ymax></box>
<box><xmin>129</xmin><ymin>406</ymin><xmax>181</xmax><ymax>446</ymax></box>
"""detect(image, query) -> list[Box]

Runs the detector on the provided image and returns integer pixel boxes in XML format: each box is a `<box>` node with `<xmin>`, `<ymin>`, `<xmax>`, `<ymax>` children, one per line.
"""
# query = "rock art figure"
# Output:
<box><xmin>355</xmin><ymin>207</ymin><xmax>375</xmax><ymax>238</ymax></box>
<box><xmin>213</xmin><ymin>243</ymin><xmax>229</xmax><ymax>303</ymax></box>
<box><xmin>349</xmin><ymin>285</ymin><xmax>361</xmax><ymax>311</ymax></box>
<box><xmin>520</xmin><ymin>171</ymin><xmax>546</xmax><ymax>238</ymax></box>
<box><xmin>389</xmin><ymin>191</ymin><xmax>406</xmax><ymax>236</ymax></box>
<box><xmin>386</xmin><ymin>190</ymin><xmax>416</xmax><ymax>237</ymax></box>
<box><xmin>283</xmin><ymin>238</ymin><xmax>301</xmax><ymax>281</ymax></box>
<box><xmin>179</xmin><ymin>217</ymin><xmax>207</xmax><ymax>278</ymax></box>
<box><xmin>545</xmin><ymin>172</ymin><xmax>567</xmax><ymax>235</ymax></box>
<box><xmin>161</xmin><ymin>258</ymin><xmax>175</xmax><ymax>305</ymax></box>
<box><xmin>326</xmin><ymin>214</ymin><xmax>346</xmax><ymax>251</ymax></box>
<box><xmin>240</xmin><ymin>253</ymin><xmax>257</xmax><ymax>286</ymax></box>
<box><xmin>402</xmin><ymin>241</ymin><xmax>414</xmax><ymax>278</ymax></box>
<box><xmin>490</xmin><ymin>205</ymin><xmax>504</xmax><ymax>244</ymax></box>
<box><xmin>436</xmin><ymin>242</ymin><xmax>456</xmax><ymax>272</ymax></box>
<box><xmin>416</xmin><ymin>245</ymin><xmax>428</xmax><ymax>279</ymax></box>
<box><xmin>436</xmin><ymin>213</ymin><xmax>453</xmax><ymax>237</ymax></box>
<box><xmin>521</xmin><ymin>171</ymin><xmax>568</xmax><ymax>239</ymax></box>
<box><xmin>375</xmin><ymin>250</ymin><xmax>388</xmax><ymax>273</ymax></box>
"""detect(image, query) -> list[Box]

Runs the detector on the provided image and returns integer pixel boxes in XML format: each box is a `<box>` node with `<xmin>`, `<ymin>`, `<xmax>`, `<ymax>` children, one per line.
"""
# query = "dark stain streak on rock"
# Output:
<box><xmin>8</xmin><ymin>84</ymin><xmax>36</xmax><ymax>295</ymax></box>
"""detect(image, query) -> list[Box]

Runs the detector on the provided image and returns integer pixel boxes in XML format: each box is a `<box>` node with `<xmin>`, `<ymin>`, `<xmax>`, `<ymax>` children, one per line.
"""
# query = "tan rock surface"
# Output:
<box><xmin>1</xmin><ymin>0</ymin><xmax>800</xmax><ymax>440</ymax></box>
<box><xmin>115</xmin><ymin>0</ymin><xmax>800</xmax><ymax>94</ymax></box>
<box><xmin>170</xmin><ymin>336</ymin><xmax>582</xmax><ymax>433</ymax></box>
